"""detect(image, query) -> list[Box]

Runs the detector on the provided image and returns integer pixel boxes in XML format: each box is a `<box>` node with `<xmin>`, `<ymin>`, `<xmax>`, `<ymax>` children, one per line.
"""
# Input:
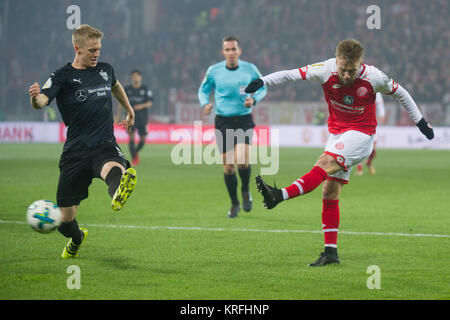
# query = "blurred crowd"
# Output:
<box><xmin>1</xmin><ymin>0</ymin><xmax>448</xmax><ymax>123</ymax></box>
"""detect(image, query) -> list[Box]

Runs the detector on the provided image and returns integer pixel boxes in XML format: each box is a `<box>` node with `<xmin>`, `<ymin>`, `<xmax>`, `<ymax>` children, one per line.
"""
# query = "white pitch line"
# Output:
<box><xmin>1</xmin><ymin>219</ymin><xmax>449</xmax><ymax>238</ymax></box>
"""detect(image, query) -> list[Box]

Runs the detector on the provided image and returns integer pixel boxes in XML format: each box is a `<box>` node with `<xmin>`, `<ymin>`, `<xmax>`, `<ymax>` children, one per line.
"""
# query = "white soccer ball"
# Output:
<box><xmin>26</xmin><ymin>200</ymin><xmax>62</xmax><ymax>234</ymax></box>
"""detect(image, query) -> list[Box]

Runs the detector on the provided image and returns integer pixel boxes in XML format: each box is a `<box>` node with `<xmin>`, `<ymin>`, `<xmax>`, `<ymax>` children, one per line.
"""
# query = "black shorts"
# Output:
<box><xmin>131</xmin><ymin>110</ymin><xmax>148</xmax><ymax>136</ymax></box>
<box><xmin>215</xmin><ymin>114</ymin><xmax>255</xmax><ymax>154</ymax></box>
<box><xmin>56</xmin><ymin>142</ymin><xmax>130</xmax><ymax>207</ymax></box>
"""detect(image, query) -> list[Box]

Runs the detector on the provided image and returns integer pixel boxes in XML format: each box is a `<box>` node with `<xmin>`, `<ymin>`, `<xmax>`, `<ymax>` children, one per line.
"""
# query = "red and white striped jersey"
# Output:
<box><xmin>299</xmin><ymin>58</ymin><xmax>397</xmax><ymax>135</ymax></box>
<box><xmin>261</xmin><ymin>58</ymin><xmax>419</xmax><ymax>135</ymax></box>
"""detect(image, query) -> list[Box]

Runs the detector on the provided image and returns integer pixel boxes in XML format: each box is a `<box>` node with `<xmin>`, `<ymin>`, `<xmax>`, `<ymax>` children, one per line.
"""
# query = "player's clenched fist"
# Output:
<box><xmin>416</xmin><ymin>117</ymin><xmax>434</xmax><ymax>140</ymax></box>
<box><xmin>28</xmin><ymin>82</ymin><xmax>41</xmax><ymax>99</ymax></box>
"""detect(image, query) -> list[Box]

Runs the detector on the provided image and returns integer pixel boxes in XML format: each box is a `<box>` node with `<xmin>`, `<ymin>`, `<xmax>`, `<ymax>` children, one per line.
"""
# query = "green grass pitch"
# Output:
<box><xmin>0</xmin><ymin>143</ymin><xmax>449</xmax><ymax>300</ymax></box>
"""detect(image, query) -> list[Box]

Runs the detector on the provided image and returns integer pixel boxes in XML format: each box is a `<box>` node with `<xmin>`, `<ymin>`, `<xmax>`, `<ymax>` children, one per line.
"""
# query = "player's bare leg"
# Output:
<box><xmin>101</xmin><ymin>161</ymin><xmax>137</xmax><ymax>211</ymax></box>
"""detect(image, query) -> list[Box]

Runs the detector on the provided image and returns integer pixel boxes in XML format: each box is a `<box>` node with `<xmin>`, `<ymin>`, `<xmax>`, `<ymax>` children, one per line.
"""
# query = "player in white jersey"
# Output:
<box><xmin>245</xmin><ymin>39</ymin><xmax>434</xmax><ymax>266</ymax></box>
<box><xmin>355</xmin><ymin>92</ymin><xmax>385</xmax><ymax>175</ymax></box>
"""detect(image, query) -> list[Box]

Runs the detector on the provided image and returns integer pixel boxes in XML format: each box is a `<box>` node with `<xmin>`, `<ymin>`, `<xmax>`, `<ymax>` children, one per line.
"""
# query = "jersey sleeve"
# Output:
<box><xmin>262</xmin><ymin>60</ymin><xmax>330</xmax><ymax>87</ymax></box>
<box><xmin>40</xmin><ymin>70</ymin><xmax>66</xmax><ymax>105</ymax></box>
<box><xmin>198</xmin><ymin>66</ymin><xmax>215</xmax><ymax>107</ymax></box>
<box><xmin>371</xmin><ymin>67</ymin><xmax>399</xmax><ymax>95</ymax></box>
<box><xmin>298</xmin><ymin>61</ymin><xmax>330</xmax><ymax>83</ymax></box>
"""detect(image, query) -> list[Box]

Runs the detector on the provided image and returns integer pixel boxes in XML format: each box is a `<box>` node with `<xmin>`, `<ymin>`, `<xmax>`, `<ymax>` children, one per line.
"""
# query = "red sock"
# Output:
<box><xmin>322</xmin><ymin>199</ymin><xmax>340</xmax><ymax>248</ymax></box>
<box><xmin>283</xmin><ymin>166</ymin><xmax>327</xmax><ymax>199</ymax></box>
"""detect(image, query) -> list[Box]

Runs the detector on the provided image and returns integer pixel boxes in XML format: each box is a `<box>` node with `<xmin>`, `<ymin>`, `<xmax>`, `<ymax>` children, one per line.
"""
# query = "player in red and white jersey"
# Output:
<box><xmin>245</xmin><ymin>39</ymin><xmax>434</xmax><ymax>267</ymax></box>
<box><xmin>355</xmin><ymin>92</ymin><xmax>385</xmax><ymax>176</ymax></box>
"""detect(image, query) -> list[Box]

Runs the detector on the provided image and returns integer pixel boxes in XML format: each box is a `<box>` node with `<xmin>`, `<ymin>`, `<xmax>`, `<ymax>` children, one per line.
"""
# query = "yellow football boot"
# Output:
<box><xmin>111</xmin><ymin>168</ymin><xmax>137</xmax><ymax>211</ymax></box>
<box><xmin>61</xmin><ymin>228</ymin><xmax>88</xmax><ymax>259</ymax></box>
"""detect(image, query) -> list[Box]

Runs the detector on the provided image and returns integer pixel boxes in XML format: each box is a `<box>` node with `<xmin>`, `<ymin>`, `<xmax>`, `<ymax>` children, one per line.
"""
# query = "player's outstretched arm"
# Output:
<box><xmin>28</xmin><ymin>82</ymin><xmax>49</xmax><ymax>109</ymax></box>
<box><xmin>245</xmin><ymin>69</ymin><xmax>302</xmax><ymax>93</ymax></box>
<box><xmin>391</xmin><ymin>85</ymin><xmax>434</xmax><ymax>140</ymax></box>
<box><xmin>112</xmin><ymin>80</ymin><xmax>135</xmax><ymax>132</ymax></box>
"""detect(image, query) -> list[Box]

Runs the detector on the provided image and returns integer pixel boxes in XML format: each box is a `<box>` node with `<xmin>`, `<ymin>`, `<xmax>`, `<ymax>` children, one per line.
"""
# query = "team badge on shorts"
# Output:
<box><xmin>335</xmin><ymin>142</ymin><xmax>344</xmax><ymax>150</ymax></box>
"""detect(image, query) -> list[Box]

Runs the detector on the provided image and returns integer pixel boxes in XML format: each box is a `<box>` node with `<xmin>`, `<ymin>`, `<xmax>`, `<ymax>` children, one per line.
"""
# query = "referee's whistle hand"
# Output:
<box><xmin>244</xmin><ymin>97</ymin><xmax>255</xmax><ymax>108</ymax></box>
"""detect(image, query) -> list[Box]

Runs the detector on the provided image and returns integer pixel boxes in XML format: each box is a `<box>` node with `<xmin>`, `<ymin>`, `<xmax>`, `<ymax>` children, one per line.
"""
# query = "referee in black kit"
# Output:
<box><xmin>115</xmin><ymin>69</ymin><xmax>153</xmax><ymax>166</ymax></box>
<box><xmin>28</xmin><ymin>24</ymin><xmax>137</xmax><ymax>259</ymax></box>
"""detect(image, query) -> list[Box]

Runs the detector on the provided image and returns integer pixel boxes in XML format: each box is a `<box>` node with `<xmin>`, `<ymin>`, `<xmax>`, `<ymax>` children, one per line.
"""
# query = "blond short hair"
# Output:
<box><xmin>335</xmin><ymin>39</ymin><xmax>364</xmax><ymax>62</ymax></box>
<box><xmin>72</xmin><ymin>24</ymin><xmax>103</xmax><ymax>47</ymax></box>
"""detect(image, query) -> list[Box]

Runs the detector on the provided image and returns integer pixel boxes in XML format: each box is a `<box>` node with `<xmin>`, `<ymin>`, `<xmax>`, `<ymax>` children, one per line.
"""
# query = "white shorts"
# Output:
<box><xmin>324</xmin><ymin>130</ymin><xmax>375</xmax><ymax>183</ymax></box>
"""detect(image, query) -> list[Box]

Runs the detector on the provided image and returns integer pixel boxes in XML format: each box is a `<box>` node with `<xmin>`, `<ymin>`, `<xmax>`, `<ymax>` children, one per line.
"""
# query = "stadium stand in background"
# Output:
<box><xmin>1</xmin><ymin>0</ymin><xmax>448</xmax><ymax>125</ymax></box>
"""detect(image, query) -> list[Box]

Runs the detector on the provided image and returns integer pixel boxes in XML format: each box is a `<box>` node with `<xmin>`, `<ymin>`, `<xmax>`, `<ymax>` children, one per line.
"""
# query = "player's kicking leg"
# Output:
<box><xmin>102</xmin><ymin>162</ymin><xmax>137</xmax><ymax>211</ymax></box>
<box><xmin>255</xmin><ymin>155</ymin><xmax>333</xmax><ymax>209</ymax></box>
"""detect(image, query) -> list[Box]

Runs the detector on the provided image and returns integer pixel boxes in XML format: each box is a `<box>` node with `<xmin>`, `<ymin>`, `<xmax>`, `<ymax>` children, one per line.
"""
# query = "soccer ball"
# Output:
<box><xmin>26</xmin><ymin>200</ymin><xmax>62</xmax><ymax>234</ymax></box>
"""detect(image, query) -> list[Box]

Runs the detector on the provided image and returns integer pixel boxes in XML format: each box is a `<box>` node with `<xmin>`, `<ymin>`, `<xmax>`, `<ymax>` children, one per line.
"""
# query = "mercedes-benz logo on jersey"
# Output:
<box><xmin>343</xmin><ymin>95</ymin><xmax>354</xmax><ymax>105</ymax></box>
<box><xmin>75</xmin><ymin>89</ymin><xmax>87</xmax><ymax>102</ymax></box>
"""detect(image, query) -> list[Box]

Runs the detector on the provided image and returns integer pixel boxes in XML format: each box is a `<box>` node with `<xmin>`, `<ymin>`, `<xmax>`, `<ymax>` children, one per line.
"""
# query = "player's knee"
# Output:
<box><xmin>223</xmin><ymin>164</ymin><xmax>235</xmax><ymax>175</ymax></box>
<box><xmin>59</xmin><ymin>206</ymin><xmax>78</xmax><ymax>223</ymax></box>
<box><xmin>322</xmin><ymin>181</ymin><xmax>342</xmax><ymax>200</ymax></box>
<box><xmin>237</xmin><ymin>163</ymin><xmax>249</xmax><ymax>170</ymax></box>
<box><xmin>315</xmin><ymin>154</ymin><xmax>341</xmax><ymax>175</ymax></box>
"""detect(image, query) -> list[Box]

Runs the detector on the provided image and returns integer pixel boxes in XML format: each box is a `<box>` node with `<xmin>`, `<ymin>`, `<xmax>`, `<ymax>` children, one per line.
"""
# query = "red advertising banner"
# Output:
<box><xmin>59</xmin><ymin>122</ymin><xmax>270</xmax><ymax>145</ymax></box>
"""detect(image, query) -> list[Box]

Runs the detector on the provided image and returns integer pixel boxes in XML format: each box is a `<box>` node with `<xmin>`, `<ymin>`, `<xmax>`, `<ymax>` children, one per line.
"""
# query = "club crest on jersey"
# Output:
<box><xmin>343</xmin><ymin>95</ymin><xmax>354</xmax><ymax>105</ymax></box>
<box><xmin>99</xmin><ymin>70</ymin><xmax>109</xmax><ymax>82</ymax></box>
<box><xmin>335</xmin><ymin>142</ymin><xmax>344</xmax><ymax>150</ymax></box>
<box><xmin>357</xmin><ymin>87</ymin><xmax>368</xmax><ymax>97</ymax></box>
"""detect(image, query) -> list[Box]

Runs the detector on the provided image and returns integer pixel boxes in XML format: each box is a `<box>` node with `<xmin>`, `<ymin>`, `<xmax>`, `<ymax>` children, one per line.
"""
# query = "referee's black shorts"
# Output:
<box><xmin>56</xmin><ymin>142</ymin><xmax>130</xmax><ymax>207</ymax></box>
<box><xmin>215</xmin><ymin>114</ymin><xmax>255</xmax><ymax>154</ymax></box>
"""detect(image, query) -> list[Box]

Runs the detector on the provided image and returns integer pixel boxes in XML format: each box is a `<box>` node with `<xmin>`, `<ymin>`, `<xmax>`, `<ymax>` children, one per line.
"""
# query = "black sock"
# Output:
<box><xmin>224</xmin><ymin>172</ymin><xmax>239</xmax><ymax>205</ymax></box>
<box><xmin>105</xmin><ymin>166</ymin><xmax>123</xmax><ymax>198</ymax></box>
<box><xmin>129</xmin><ymin>140</ymin><xmax>136</xmax><ymax>158</ymax></box>
<box><xmin>136</xmin><ymin>139</ymin><xmax>145</xmax><ymax>153</ymax></box>
<box><xmin>324</xmin><ymin>246</ymin><xmax>338</xmax><ymax>256</ymax></box>
<box><xmin>58</xmin><ymin>219</ymin><xmax>83</xmax><ymax>245</ymax></box>
<box><xmin>238</xmin><ymin>165</ymin><xmax>251</xmax><ymax>193</ymax></box>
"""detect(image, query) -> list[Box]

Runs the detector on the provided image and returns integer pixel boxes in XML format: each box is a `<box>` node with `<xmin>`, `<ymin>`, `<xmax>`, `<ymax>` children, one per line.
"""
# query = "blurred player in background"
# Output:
<box><xmin>28</xmin><ymin>24</ymin><xmax>137</xmax><ymax>259</ymax></box>
<box><xmin>246</xmin><ymin>39</ymin><xmax>434</xmax><ymax>266</ymax></box>
<box><xmin>355</xmin><ymin>92</ymin><xmax>385</xmax><ymax>175</ymax></box>
<box><xmin>115</xmin><ymin>70</ymin><xmax>153</xmax><ymax>166</ymax></box>
<box><xmin>198</xmin><ymin>35</ymin><xmax>267</xmax><ymax>218</ymax></box>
